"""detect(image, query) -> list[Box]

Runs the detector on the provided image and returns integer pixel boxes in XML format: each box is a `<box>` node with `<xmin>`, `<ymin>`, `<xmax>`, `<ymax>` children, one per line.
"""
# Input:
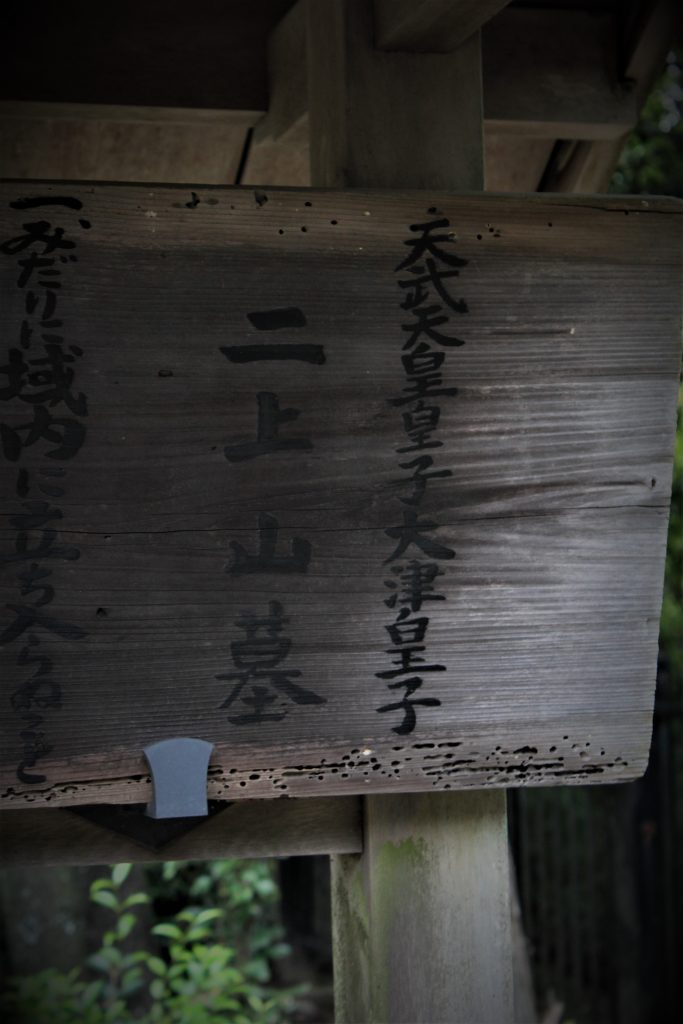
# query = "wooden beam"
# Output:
<box><xmin>482</xmin><ymin>7</ymin><xmax>636</xmax><ymax>139</ymax></box>
<box><xmin>373</xmin><ymin>0</ymin><xmax>510</xmax><ymax>53</ymax></box>
<box><xmin>242</xmin><ymin>1</ymin><xmax>311</xmax><ymax>186</ymax></box>
<box><xmin>539</xmin><ymin>0</ymin><xmax>682</xmax><ymax>193</ymax></box>
<box><xmin>0</xmin><ymin>797</ymin><xmax>363</xmax><ymax>866</ymax></box>
<box><xmin>0</xmin><ymin>104</ymin><xmax>253</xmax><ymax>184</ymax></box>
<box><xmin>244</xmin><ymin>0</ymin><xmax>655</xmax><ymax>193</ymax></box>
<box><xmin>622</xmin><ymin>0</ymin><xmax>682</xmax><ymax>106</ymax></box>
<box><xmin>307</xmin><ymin>0</ymin><xmax>483</xmax><ymax>188</ymax></box>
<box><xmin>0</xmin><ymin>102</ymin><xmax>260</xmax><ymax>126</ymax></box>
<box><xmin>484</xmin><ymin>133</ymin><xmax>555</xmax><ymax>192</ymax></box>
<box><xmin>540</xmin><ymin>137</ymin><xmax>628</xmax><ymax>194</ymax></box>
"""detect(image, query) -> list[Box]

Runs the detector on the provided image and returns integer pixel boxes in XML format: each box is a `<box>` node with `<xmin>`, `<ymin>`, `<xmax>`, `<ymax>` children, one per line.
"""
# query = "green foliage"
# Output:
<box><xmin>660</xmin><ymin>384</ymin><xmax>683</xmax><ymax>684</ymax></box>
<box><xmin>1</xmin><ymin>862</ymin><xmax>300</xmax><ymax>1024</ymax></box>
<box><xmin>610</xmin><ymin>49</ymin><xmax>683</xmax><ymax>688</ymax></box>
<box><xmin>610</xmin><ymin>49</ymin><xmax>683</xmax><ymax>196</ymax></box>
<box><xmin>150</xmin><ymin>859</ymin><xmax>291</xmax><ymax>987</ymax></box>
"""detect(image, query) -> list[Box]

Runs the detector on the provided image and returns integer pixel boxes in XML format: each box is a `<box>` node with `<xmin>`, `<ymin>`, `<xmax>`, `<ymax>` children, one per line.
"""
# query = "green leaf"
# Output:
<box><xmin>152</xmin><ymin>923</ymin><xmax>183</xmax><ymax>941</ymax></box>
<box><xmin>147</xmin><ymin>956</ymin><xmax>167</xmax><ymax>977</ymax></box>
<box><xmin>212</xmin><ymin>998</ymin><xmax>242</xmax><ymax>1011</ymax></box>
<box><xmin>190</xmin><ymin>875</ymin><xmax>212</xmax><ymax>896</ymax></box>
<box><xmin>116</xmin><ymin>912</ymin><xmax>137</xmax><ymax>940</ymax></box>
<box><xmin>90</xmin><ymin>877</ymin><xmax>114</xmax><ymax>893</ymax></box>
<box><xmin>80</xmin><ymin>979</ymin><xmax>103</xmax><ymax>1007</ymax></box>
<box><xmin>91</xmin><ymin>889</ymin><xmax>118</xmax><ymax>911</ymax></box>
<box><xmin>87</xmin><ymin>953</ymin><xmax>112</xmax><ymax>974</ymax></box>
<box><xmin>123</xmin><ymin>950</ymin><xmax>149</xmax><ymax>967</ymax></box>
<box><xmin>91</xmin><ymin>946</ymin><xmax>122</xmax><ymax>968</ymax></box>
<box><xmin>121</xmin><ymin>967</ymin><xmax>143</xmax><ymax>996</ymax></box>
<box><xmin>123</xmin><ymin>892</ymin><xmax>150</xmax><ymax>909</ymax></box>
<box><xmin>149</xmin><ymin>978</ymin><xmax>166</xmax><ymax>1000</ymax></box>
<box><xmin>111</xmin><ymin>863</ymin><xmax>132</xmax><ymax>887</ymax></box>
<box><xmin>193</xmin><ymin>908</ymin><xmax>223</xmax><ymax>926</ymax></box>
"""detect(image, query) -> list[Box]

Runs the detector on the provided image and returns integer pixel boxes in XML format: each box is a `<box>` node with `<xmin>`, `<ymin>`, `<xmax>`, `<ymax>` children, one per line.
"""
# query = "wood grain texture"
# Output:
<box><xmin>482</xmin><ymin>7</ymin><xmax>636</xmax><ymax>139</ymax></box>
<box><xmin>373</xmin><ymin>0</ymin><xmax>510</xmax><ymax>52</ymax></box>
<box><xmin>539</xmin><ymin>0</ymin><xmax>682</xmax><ymax>194</ymax></box>
<box><xmin>332</xmin><ymin>791</ymin><xmax>513</xmax><ymax>1023</ymax></box>
<box><xmin>1</xmin><ymin>183</ymin><xmax>681</xmax><ymax>810</ymax></box>
<box><xmin>307</xmin><ymin>0</ymin><xmax>484</xmax><ymax>189</ymax></box>
<box><xmin>0</xmin><ymin>107</ymin><xmax>251</xmax><ymax>185</ymax></box>
<box><xmin>242</xmin><ymin>1</ymin><xmax>311</xmax><ymax>187</ymax></box>
<box><xmin>485</xmin><ymin>134</ymin><xmax>554</xmax><ymax>192</ymax></box>
<box><xmin>541</xmin><ymin>137</ymin><xmax>628</xmax><ymax>194</ymax></box>
<box><xmin>0</xmin><ymin>797</ymin><xmax>362</xmax><ymax>865</ymax></box>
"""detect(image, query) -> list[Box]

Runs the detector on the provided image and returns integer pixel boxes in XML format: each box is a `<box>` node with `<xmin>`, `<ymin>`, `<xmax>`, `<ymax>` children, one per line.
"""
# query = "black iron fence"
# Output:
<box><xmin>510</xmin><ymin>661</ymin><xmax>682</xmax><ymax>1024</ymax></box>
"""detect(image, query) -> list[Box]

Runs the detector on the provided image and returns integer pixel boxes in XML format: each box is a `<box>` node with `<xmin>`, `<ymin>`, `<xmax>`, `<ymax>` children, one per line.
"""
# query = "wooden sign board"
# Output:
<box><xmin>1</xmin><ymin>183</ymin><xmax>681</xmax><ymax>810</ymax></box>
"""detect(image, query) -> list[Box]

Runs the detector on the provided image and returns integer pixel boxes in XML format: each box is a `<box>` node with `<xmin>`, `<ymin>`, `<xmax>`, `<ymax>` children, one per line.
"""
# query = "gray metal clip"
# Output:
<box><xmin>144</xmin><ymin>737</ymin><xmax>214</xmax><ymax>819</ymax></box>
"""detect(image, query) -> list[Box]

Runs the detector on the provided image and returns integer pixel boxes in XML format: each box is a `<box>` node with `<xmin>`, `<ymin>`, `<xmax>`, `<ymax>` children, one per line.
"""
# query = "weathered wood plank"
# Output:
<box><xmin>540</xmin><ymin>138</ymin><xmax>628</xmax><ymax>194</ymax></box>
<box><xmin>485</xmin><ymin>134</ymin><xmax>555</xmax><ymax>192</ymax></box>
<box><xmin>482</xmin><ymin>7</ymin><xmax>636</xmax><ymax>139</ymax></box>
<box><xmin>540</xmin><ymin>0</ymin><xmax>682</xmax><ymax>193</ymax></box>
<box><xmin>1</xmin><ymin>185</ymin><xmax>681</xmax><ymax>810</ymax></box>
<box><xmin>0</xmin><ymin>105</ymin><xmax>252</xmax><ymax>184</ymax></box>
<box><xmin>242</xmin><ymin>1</ymin><xmax>311</xmax><ymax>187</ymax></box>
<box><xmin>373</xmin><ymin>0</ymin><xmax>510</xmax><ymax>53</ymax></box>
<box><xmin>0</xmin><ymin>796</ymin><xmax>363</xmax><ymax>865</ymax></box>
<box><xmin>332</xmin><ymin>791</ymin><xmax>512</xmax><ymax>1022</ymax></box>
<box><xmin>308</xmin><ymin>0</ymin><xmax>483</xmax><ymax>188</ymax></box>
<box><xmin>0</xmin><ymin>102</ymin><xmax>261</xmax><ymax>126</ymax></box>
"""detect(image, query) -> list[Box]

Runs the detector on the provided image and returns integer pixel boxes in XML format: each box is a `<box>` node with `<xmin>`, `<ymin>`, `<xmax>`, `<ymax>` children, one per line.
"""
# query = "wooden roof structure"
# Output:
<box><xmin>1</xmin><ymin>0</ymin><xmax>680</xmax><ymax>192</ymax></box>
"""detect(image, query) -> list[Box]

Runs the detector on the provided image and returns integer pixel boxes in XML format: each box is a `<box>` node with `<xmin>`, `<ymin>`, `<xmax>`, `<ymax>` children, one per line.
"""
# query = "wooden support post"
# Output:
<box><xmin>306</xmin><ymin>2</ymin><xmax>513</xmax><ymax>1020</ymax></box>
<box><xmin>332</xmin><ymin>792</ymin><xmax>513</xmax><ymax>1023</ymax></box>
<box><xmin>307</xmin><ymin>0</ymin><xmax>483</xmax><ymax>189</ymax></box>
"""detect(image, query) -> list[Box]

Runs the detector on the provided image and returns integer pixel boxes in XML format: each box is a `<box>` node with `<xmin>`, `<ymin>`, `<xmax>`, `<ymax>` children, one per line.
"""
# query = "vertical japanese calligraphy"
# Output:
<box><xmin>1</xmin><ymin>196</ymin><xmax>90</xmax><ymax>782</ymax></box>
<box><xmin>377</xmin><ymin>218</ymin><xmax>468</xmax><ymax>735</ymax></box>
<box><xmin>217</xmin><ymin>307</ymin><xmax>326</xmax><ymax>725</ymax></box>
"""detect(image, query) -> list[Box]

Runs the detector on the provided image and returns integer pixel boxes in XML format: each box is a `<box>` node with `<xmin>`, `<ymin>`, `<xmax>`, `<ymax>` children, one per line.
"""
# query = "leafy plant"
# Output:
<box><xmin>150</xmin><ymin>859</ymin><xmax>290</xmax><ymax>987</ymax></box>
<box><xmin>1</xmin><ymin>862</ymin><xmax>299</xmax><ymax>1024</ymax></box>
<box><xmin>611</xmin><ymin>48</ymin><xmax>683</xmax><ymax>197</ymax></box>
<box><xmin>610</xmin><ymin>48</ymin><xmax>683</xmax><ymax>688</ymax></box>
<box><xmin>660</xmin><ymin>384</ymin><xmax>683</xmax><ymax>685</ymax></box>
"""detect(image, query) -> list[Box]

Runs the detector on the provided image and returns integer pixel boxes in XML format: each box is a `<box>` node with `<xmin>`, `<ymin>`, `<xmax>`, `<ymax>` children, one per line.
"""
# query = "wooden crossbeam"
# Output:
<box><xmin>243</xmin><ymin>0</ymin><xmax>643</xmax><ymax>189</ymax></box>
<box><xmin>242</xmin><ymin>1</ymin><xmax>311</xmax><ymax>186</ymax></box>
<box><xmin>0</xmin><ymin>798</ymin><xmax>363</xmax><ymax>866</ymax></box>
<box><xmin>373</xmin><ymin>0</ymin><xmax>510</xmax><ymax>53</ymax></box>
<box><xmin>540</xmin><ymin>0</ymin><xmax>681</xmax><ymax>192</ymax></box>
<box><xmin>0</xmin><ymin>103</ymin><xmax>255</xmax><ymax>184</ymax></box>
<box><xmin>482</xmin><ymin>6</ymin><xmax>637</xmax><ymax>139</ymax></box>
